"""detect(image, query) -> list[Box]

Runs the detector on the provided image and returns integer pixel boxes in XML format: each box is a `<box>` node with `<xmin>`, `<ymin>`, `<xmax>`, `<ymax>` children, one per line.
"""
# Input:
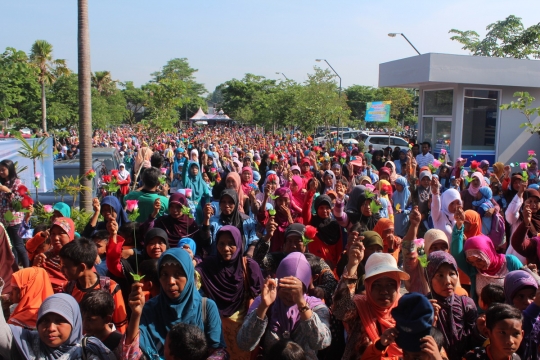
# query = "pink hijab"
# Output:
<box><xmin>464</xmin><ymin>234</ymin><xmax>506</xmax><ymax>276</ymax></box>
<box><xmin>468</xmin><ymin>171</ymin><xmax>486</xmax><ymax>197</ymax></box>
<box><xmin>241</xmin><ymin>166</ymin><xmax>253</xmax><ymax>195</ymax></box>
<box><xmin>226</xmin><ymin>172</ymin><xmax>246</xmax><ymax>213</ymax></box>
<box><xmin>289</xmin><ymin>175</ymin><xmax>305</xmax><ymax>214</ymax></box>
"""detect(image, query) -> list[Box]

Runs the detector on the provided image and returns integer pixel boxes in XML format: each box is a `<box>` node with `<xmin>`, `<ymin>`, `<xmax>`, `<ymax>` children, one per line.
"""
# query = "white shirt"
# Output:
<box><xmin>416</xmin><ymin>152</ymin><xmax>435</xmax><ymax>168</ymax></box>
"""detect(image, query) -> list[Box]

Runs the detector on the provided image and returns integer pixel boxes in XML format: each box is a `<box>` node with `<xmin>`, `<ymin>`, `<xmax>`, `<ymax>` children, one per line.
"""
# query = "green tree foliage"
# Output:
<box><xmin>0</xmin><ymin>48</ymin><xmax>40</xmax><ymax>126</ymax></box>
<box><xmin>123</xmin><ymin>81</ymin><xmax>147</xmax><ymax>125</ymax></box>
<box><xmin>450</xmin><ymin>15</ymin><xmax>540</xmax><ymax>59</ymax></box>
<box><xmin>500</xmin><ymin>91</ymin><xmax>540</xmax><ymax>136</ymax></box>
<box><xmin>142</xmin><ymin>77</ymin><xmax>186</xmax><ymax>130</ymax></box>
<box><xmin>92</xmin><ymin>88</ymin><xmax>128</xmax><ymax>130</ymax></box>
<box><xmin>47</xmin><ymin>73</ymin><xmax>79</xmax><ymax>129</ymax></box>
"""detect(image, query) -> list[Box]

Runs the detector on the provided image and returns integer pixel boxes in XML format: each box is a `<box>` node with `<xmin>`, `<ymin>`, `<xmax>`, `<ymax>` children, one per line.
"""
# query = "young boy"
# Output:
<box><xmin>80</xmin><ymin>290</ymin><xmax>122</xmax><ymax>354</ymax></box>
<box><xmin>59</xmin><ymin>238</ymin><xmax>128</xmax><ymax>333</ymax></box>
<box><xmin>164</xmin><ymin>323</ymin><xmax>208</xmax><ymax>360</ymax></box>
<box><xmin>92</xmin><ymin>230</ymin><xmax>110</xmax><ymax>276</ymax></box>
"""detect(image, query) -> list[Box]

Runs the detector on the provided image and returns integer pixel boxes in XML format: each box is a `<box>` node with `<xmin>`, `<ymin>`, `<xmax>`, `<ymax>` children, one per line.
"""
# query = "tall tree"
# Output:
<box><xmin>29</xmin><ymin>40</ymin><xmax>70</xmax><ymax>132</ymax></box>
<box><xmin>450</xmin><ymin>15</ymin><xmax>540</xmax><ymax>59</ymax></box>
<box><xmin>78</xmin><ymin>0</ymin><xmax>92</xmax><ymax>211</ymax></box>
<box><xmin>123</xmin><ymin>81</ymin><xmax>147</xmax><ymax>125</ymax></box>
<box><xmin>92</xmin><ymin>70</ymin><xmax>117</xmax><ymax>95</ymax></box>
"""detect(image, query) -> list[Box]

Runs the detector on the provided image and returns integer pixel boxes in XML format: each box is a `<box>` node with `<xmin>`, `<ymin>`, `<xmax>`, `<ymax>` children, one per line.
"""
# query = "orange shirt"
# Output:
<box><xmin>63</xmin><ymin>274</ymin><xmax>128</xmax><ymax>334</ymax></box>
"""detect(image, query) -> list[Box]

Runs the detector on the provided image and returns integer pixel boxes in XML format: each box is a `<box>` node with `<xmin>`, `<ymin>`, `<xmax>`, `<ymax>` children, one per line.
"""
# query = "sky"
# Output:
<box><xmin>2</xmin><ymin>1</ymin><xmax>540</xmax><ymax>94</ymax></box>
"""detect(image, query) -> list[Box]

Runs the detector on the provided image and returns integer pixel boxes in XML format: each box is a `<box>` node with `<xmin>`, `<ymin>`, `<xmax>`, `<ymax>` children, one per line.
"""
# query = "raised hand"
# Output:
<box><xmin>92</xmin><ymin>197</ymin><xmax>100</xmax><ymax>213</ymax></box>
<box><xmin>260</xmin><ymin>278</ymin><xmax>277</xmax><ymax>308</ymax></box>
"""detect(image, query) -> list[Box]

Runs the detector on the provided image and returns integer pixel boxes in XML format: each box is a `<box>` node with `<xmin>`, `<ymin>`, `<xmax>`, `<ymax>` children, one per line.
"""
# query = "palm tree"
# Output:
<box><xmin>29</xmin><ymin>40</ymin><xmax>70</xmax><ymax>133</ymax></box>
<box><xmin>78</xmin><ymin>0</ymin><xmax>93</xmax><ymax>211</ymax></box>
<box><xmin>92</xmin><ymin>70</ymin><xmax>117</xmax><ymax>95</ymax></box>
<box><xmin>14</xmin><ymin>132</ymin><xmax>49</xmax><ymax>203</ymax></box>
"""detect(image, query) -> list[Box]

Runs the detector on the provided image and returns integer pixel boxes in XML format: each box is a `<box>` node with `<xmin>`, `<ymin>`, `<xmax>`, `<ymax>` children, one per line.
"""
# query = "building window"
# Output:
<box><xmin>424</xmin><ymin>90</ymin><xmax>453</xmax><ymax>116</ymax></box>
<box><xmin>461</xmin><ymin>89</ymin><xmax>499</xmax><ymax>151</ymax></box>
<box><xmin>422</xmin><ymin>117</ymin><xmax>433</xmax><ymax>144</ymax></box>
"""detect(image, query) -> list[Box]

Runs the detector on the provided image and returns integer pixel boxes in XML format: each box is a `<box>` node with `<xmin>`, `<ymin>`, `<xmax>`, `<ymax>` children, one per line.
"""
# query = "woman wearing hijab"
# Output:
<box><xmin>320</xmin><ymin>170</ymin><xmax>336</xmax><ymax>194</ymax></box>
<box><xmin>196</xmin><ymin>226</ymin><xmax>264</xmax><ymax>360</ymax></box>
<box><xmin>372</xmin><ymin>150</ymin><xmax>385</xmax><ymax>170</ymax></box>
<box><xmin>241</xmin><ymin>166</ymin><xmax>254</xmax><ymax>197</ymax></box>
<box><xmin>237</xmin><ymin>252</ymin><xmax>331</xmax><ymax>360</ymax></box>
<box><xmin>510</xmin><ymin>189</ymin><xmax>540</xmax><ymax>268</ymax></box>
<box><xmin>225</xmin><ymin>171</ymin><xmax>248</xmax><ymax>214</ymax></box>
<box><xmin>35</xmin><ymin>217</ymin><xmax>76</xmax><ymax>293</ymax></box>
<box><xmin>143</xmin><ymin>193</ymin><xmax>200</xmax><ymax>248</ymax></box>
<box><xmin>0</xmin><ymin>293</ymin><xmax>115</xmax><ymax>359</ymax></box>
<box><xmin>451</xmin><ymin>207</ymin><xmax>523</xmax><ymax>303</ymax></box>
<box><xmin>384</xmin><ymin>161</ymin><xmax>398</xmax><ymax>184</ymax></box>
<box><xmin>528</xmin><ymin>158</ymin><xmax>539</xmax><ymax>184</ymax></box>
<box><xmin>425</xmin><ymin>251</ymin><xmax>483</xmax><ymax>360</ymax></box>
<box><xmin>8</xmin><ymin>267</ymin><xmax>54</xmax><ymax>329</ymax></box>
<box><xmin>82</xmin><ymin>196</ymin><xmax>129</xmax><ymax>238</ymax></box>
<box><xmin>116</xmin><ymin>163</ymin><xmax>131</xmax><ymax>201</ymax></box>
<box><xmin>202</xmin><ymin>189</ymin><xmax>258</xmax><ymax>257</ymax></box>
<box><xmin>333</xmin><ymin>250</ymin><xmax>409</xmax><ymax>360</ymax></box>
<box><xmin>431</xmin><ymin>178</ymin><xmax>462</xmax><ymax>243</ymax></box>
<box><xmin>0</xmin><ymin>223</ymin><xmax>14</xmax><ymax>299</ymax></box>
<box><xmin>506</xmin><ymin>187</ymin><xmax>540</xmax><ymax>264</ymax></box>
<box><xmin>289</xmin><ymin>175</ymin><xmax>305</xmax><ymax>216</ymax></box>
<box><xmin>460</xmin><ymin>171</ymin><xmax>486</xmax><ymax>210</ymax></box>
<box><xmin>503</xmin><ymin>270</ymin><xmax>540</xmax><ymax>360</ymax></box>
<box><xmin>182</xmin><ymin>160</ymin><xmax>211</xmax><ymax>222</ymax></box>
<box><xmin>373</xmin><ymin>218</ymin><xmax>402</xmax><ymax>263</ymax></box>
<box><xmin>137</xmin><ymin>248</ymin><xmax>223</xmax><ymax>359</ymax></box>
<box><xmin>257</xmin><ymin>187</ymin><xmax>296</xmax><ymax>252</ymax></box>
<box><xmin>303</xmin><ymin>192</ymin><xmax>342</xmax><ymax>269</ymax></box>
<box><xmin>333</xmin><ymin>185</ymin><xmax>381</xmax><ymax>232</ymax></box>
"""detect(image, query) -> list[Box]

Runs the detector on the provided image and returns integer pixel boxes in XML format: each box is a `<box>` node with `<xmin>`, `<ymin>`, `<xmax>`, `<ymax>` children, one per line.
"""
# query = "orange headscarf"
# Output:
<box><xmin>464</xmin><ymin>210</ymin><xmax>482</xmax><ymax>238</ymax></box>
<box><xmin>354</xmin><ymin>272</ymin><xmax>402</xmax><ymax>358</ymax></box>
<box><xmin>9</xmin><ymin>267</ymin><xmax>54</xmax><ymax>329</ymax></box>
<box><xmin>373</xmin><ymin>218</ymin><xmax>400</xmax><ymax>262</ymax></box>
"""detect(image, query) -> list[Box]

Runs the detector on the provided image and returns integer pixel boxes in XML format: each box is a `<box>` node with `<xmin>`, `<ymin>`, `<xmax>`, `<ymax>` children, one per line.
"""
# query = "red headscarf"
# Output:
<box><xmin>464</xmin><ymin>210</ymin><xmax>482</xmax><ymax>238</ymax></box>
<box><xmin>354</xmin><ymin>272</ymin><xmax>402</xmax><ymax>358</ymax></box>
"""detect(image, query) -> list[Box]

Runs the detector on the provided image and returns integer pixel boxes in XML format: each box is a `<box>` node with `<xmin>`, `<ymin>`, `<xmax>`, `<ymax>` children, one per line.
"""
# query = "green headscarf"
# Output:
<box><xmin>53</xmin><ymin>202</ymin><xmax>71</xmax><ymax>218</ymax></box>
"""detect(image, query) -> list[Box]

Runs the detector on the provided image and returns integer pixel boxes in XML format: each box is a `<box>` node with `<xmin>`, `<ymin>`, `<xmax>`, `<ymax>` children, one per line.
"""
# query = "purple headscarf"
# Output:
<box><xmin>426</xmin><ymin>251</ymin><xmax>478</xmax><ymax>360</ymax></box>
<box><xmin>249</xmin><ymin>253</ymin><xmax>323</xmax><ymax>337</ymax></box>
<box><xmin>503</xmin><ymin>270</ymin><xmax>538</xmax><ymax>305</ymax></box>
<box><xmin>196</xmin><ymin>226</ymin><xmax>263</xmax><ymax>317</ymax></box>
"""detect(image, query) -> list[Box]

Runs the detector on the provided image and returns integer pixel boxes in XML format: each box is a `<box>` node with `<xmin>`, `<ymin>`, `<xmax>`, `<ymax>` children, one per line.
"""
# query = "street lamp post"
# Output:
<box><xmin>275</xmin><ymin>72</ymin><xmax>289</xmax><ymax>80</ymax></box>
<box><xmin>388</xmin><ymin>33</ymin><xmax>421</xmax><ymax>55</ymax></box>
<box><xmin>315</xmin><ymin>59</ymin><xmax>342</xmax><ymax>145</ymax></box>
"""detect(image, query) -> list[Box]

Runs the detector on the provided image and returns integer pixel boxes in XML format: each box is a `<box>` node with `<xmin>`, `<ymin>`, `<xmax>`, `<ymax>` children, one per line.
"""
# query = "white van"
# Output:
<box><xmin>364</xmin><ymin>135</ymin><xmax>409</xmax><ymax>151</ymax></box>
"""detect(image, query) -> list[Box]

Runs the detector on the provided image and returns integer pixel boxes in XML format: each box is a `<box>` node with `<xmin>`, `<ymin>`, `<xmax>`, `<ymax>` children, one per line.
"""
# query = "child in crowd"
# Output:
<box><xmin>59</xmin><ymin>237</ymin><xmax>128</xmax><ymax>333</ymax></box>
<box><xmin>479</xmin><ymin>283</ymin><xmax>505</xmax><ymax>311</ymax></box>
<box><xmin>24</xmin><ymin>224</ymin><xmax>50</xmax><ymax>263</ymax></box>
<box><xmin>164</xmin><ymin>323</ymin><xmax>209</xmax><ymax>360</ymax></box>
<box><xmin>80</xmin><ymin>290</ymin><xmax>123</xmax><ymax>356</ymax></box>
<box><xmin>463</xmin><ymin>303</ymin><xmax>523</xmax><ymax>360</ymax></box>
<box><xmin>92</xmin><ymin>230</ymin><xmax>110</xmax><ymax>276</ymax></box>
<box><xmin>265</xmin><ymin>340</ymin><xmax>307</xmax><ymax>360</ymax></box>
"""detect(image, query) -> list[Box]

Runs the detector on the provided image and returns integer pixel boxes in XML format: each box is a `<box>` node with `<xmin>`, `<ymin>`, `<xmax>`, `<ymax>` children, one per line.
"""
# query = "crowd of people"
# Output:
<box><xmin>0</xmin><ymin>124</ymin><xmax>539</xmax><ymax>360</ymax></box>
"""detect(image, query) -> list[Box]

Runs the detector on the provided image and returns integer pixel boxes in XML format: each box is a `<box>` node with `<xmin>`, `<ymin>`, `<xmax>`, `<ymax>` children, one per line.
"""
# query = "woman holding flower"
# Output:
<box><xmin>0</xmin><ymin>159</ymin><xmax>30</xmax><ymax>268</ymax></box>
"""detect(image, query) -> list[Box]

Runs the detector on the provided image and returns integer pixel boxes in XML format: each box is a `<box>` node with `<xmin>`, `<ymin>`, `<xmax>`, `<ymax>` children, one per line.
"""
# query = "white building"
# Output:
<box><xmin>379</xmin><ymin>53</ymin><xmax>540</xmax><ymax>165</ymax></box>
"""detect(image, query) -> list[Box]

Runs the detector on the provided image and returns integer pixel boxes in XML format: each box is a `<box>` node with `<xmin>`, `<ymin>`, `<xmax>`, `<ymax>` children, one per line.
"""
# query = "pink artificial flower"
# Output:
<box><xmin>520</xmin><ymin>162</ymin><xmax>528</xmax><ymax>170</ymax></box>
<box><xmin>440</xmin><ymin>149</ymin><xmax>447</xmax><ymax>155</ymax></box>
<box><xmin>413</xmin><ymin>238</ymin><xmax>425</xmax><ymax>248</ymax></box>
<box><xmin>528</xmin><ymin>150</ymin><xmax>536</xmax><ymax>156</ymax></box>
<box><xmin>125</xmin><ymin>200</ymin><xmax>138</xmax><ymax>212</ymax></box>
<box><xmin>365</xmin><ymin>184</ymin><xmax>376</xmax><ymax>191</ymax></box>
<box><xmin>160</xmin><ymin>167</ymin><xmax>167</xmax><ymax>174</ymax></box>
<box><xmin>185</xmin><ymin>188</ymin><xmax>192</xmax><ymax>198</ymax></box>
<box><xmin>432</xmin><ymin>159</ymin><xmax>442</xmax><ymax>168</ymax></box>
<box><xmin>34</xmin><ymin>172</ymin><xmax>41</xmax><ymax>179</ymax></box>
<box><xmin>340</xmin><ymin>152</ymin><xmax>347</xmax><ymax>158</ymax></box>
<box><xmin>43</xmin><ymin>205</ymin><xmax>53</xmax><ymax>213</ymax></box>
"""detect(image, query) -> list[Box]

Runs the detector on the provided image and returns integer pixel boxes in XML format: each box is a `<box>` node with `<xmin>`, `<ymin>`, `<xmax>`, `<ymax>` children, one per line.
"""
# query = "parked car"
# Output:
<box><xmin>363</xmin><ymin>135</ymin><xmax>409</xmax><ymax>151</ymax></box>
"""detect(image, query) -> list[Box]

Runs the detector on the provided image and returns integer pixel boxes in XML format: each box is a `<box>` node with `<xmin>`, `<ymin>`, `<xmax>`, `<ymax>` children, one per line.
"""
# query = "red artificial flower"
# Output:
<box><xmin>17</xmin><ymin>185</ymin><xmax>28</xmax><ymax>196</ymax></box>
<box><xmin>470</xmin><ymin>160</ymin><xmax>479</xmax><ymax>170</ymax></box>
<box><xmin>111</xmin><ymin>170</ymin><xmax>119</xmax><ymax>176</ymax></box>
<box><xmin>102</xmin><ymin>175</ymin><xmax>112</xmax><ymax>183</ymax></box>
<box><xmin>21</xmin><ymin>195</ymin><xmax>33</xmax><ymax>208</ymax></box>
<box><xmin>305</xmin><ymin>225</ymin><xmax>317</xmax><ymax>240</ymax></box>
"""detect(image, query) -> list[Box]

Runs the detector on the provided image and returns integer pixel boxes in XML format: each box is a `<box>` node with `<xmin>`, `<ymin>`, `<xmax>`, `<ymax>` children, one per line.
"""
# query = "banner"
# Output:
<box><xmin>0</xmin><ymin>138</ymin><xmax>54</xmax><ymax>192</ymax></box>
<box><xmin>365</xmin><ymin>101</ymin><xmax>391</xmax><ymax>122</ymax></box>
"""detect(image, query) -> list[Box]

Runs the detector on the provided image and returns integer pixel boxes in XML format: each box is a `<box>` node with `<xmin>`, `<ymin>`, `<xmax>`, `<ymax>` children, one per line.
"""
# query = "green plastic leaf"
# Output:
<box><xmin>302</xmin><ymin>235</ymin><xmax>314</xmax><ymax>246</ymax></box>
<box><xmin>270</xmin><ymin>194</ymin><xmax>279</xmax><ymax>200</ymax></box>
<box><xmin>370</xmin><ymin>201</ymin><xmax>382</xmax><ymax>213</ymax></box>
<box><xmin>130</xmin><ymin>273</ymin><xmax>145</xmax><ymax>282</ymax></box>
<box><xmin>364</xmin><ymin>189</ymin><xmax>375</xmax><ymax>199</ymax></box>
<box><xmin>4</xmin><ymin>210</ymin><xmax>14</xmax><ymax>222</ymax></box>
<box><xmin>268</xmin><ymin>209</ymin><xmax>276</xmax><ymax>216</ymax></box>
<box><xmin>522</xmin><ymin>170</ymin><xmax>529</xmax><ymax>182</ymax></box>
<box><xmin>181</xmin><ymin>205</ymin><xmax>194</xmax><ymax>218</ymax></box>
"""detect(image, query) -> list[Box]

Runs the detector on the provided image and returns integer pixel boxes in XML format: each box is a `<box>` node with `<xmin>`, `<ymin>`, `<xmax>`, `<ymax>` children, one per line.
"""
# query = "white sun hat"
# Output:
<box><xmin>365</xmin><ymin>252</ymin><xmax>410</xmax><ymax>281</ymax></box>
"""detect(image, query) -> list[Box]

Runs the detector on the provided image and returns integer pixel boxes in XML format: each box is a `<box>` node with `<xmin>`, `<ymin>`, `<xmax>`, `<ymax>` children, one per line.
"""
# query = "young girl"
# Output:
<box><xmin>463</xmin><ymin>303</ymin><xmax>523</xmax><ymax>360</ymax></box>
<box><xmin>472</xmin><ymin>187</ymin><xmax>494</xmax><ymax>235</ymax></box>
<box><xmin>426</xmin><ymin>251</ymin><xmax>484</xmax><ymax>360</ymax></box>
<box><xmin>392</xmin><ymin>176</ymin><xmax>411</xmax><ymax>238</ymax></box>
